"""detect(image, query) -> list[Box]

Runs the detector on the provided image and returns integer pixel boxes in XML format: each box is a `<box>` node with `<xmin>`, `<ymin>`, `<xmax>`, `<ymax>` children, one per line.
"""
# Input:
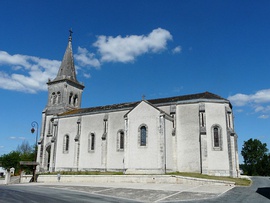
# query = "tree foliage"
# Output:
<box><xmin>241</xmin><ymin>138</ymin><xmax>270</xmax><ymax>176</ymax></box>
<box><xmin>0</xmin><ymin>141</ymin><xmax>35</xmax><ymax>175</ymax></box>
<box><xmin>16</xmin><ymin>140</ymin><xmax>35</xmax><ymax>161</ymax></box>
<box><xmin>0</xmin><ymin>151</ymin><xmax>20</xmax><ymax>171</ymax></box>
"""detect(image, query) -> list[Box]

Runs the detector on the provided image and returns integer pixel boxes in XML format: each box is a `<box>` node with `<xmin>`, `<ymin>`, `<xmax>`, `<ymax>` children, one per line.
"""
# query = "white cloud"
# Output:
<box><xmin>172</xmin><ymin>46</ymin><xmax>182</xmax><ymax>54</ymax></box>
<box><xmin>83</xmin><ymin>73</ymin><xmax>91</xmax><ymax>78</ymax></box>
<box><xmin>0</xmin><ymin>28</ymin><xmax>175</xmax><ymax>93</ymax></box>
<box><xmin>254</xmin><ymin>106</ymin><xmax>264</xmax><ymax>112</ymax></box>
<box><xmin>228</xmin><ymin>93</ymin><xmax>250</xmax><ymax>106</ymax></box>
<box><xmin>74</xmin><ymin>47</ymin><xmax>100</xmax><ymax>68</ymax></box>
<box><xmin>236</xmin><ymin>109</ymin><xmax>243</xmax><ymax>113</ymax></box>
<box><xmin>228</xmin><ymin>89</ymin><xmax>270</xmax><ymax>118</ymax></box>
<box><xmin>8</xmin><ymin>136</ymin><xmax>26</xmax><ymax>140</ymax></box>
<box><xmin>228</xmin><ymin>89</ymin><xmax>270</xmax><ymax>106</ymax></box>
<box><xmin>0</xmin><ymin>51</ymin><xmax>60</xmax><ymax>93</ymax></box>
<box><xmin>93</xmin><ymin>28</ymin><xmax>172</xmax><ymax>63</ymax></box>
<box><xmin>258</xmin><ymin>115</ymin><xmax>269</xmax><ymax>119</ymax></box>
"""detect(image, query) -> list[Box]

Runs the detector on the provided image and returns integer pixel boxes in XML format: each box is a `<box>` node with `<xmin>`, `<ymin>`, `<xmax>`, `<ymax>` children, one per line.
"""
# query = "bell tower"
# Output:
<box><xmin>46</xmin><ymin>30</ymin><xmax>84</xmax><ymax>115</ymax></box>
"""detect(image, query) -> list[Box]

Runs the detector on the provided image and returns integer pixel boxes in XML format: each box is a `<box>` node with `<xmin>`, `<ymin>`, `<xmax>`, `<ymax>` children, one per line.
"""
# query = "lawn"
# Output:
<box><xmin>167</xmin><ymin>172</ymin><xmax>251</xmax><ymax>186</ymax></box>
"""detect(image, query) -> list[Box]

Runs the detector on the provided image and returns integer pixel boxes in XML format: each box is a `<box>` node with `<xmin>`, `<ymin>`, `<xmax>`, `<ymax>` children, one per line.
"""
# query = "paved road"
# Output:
<box><xmin>192</xmin><ymin>176</ymin><xmax>270</xmax><ymax>203</ymax></box>
<box><xmin>0</xmin><ymin>182</ymin><xmax>232</xmax><ymax>202</ymax></box>
<box><xmin>0</xmin><ymin>177</ymin><xmax>269</xmax><ymax>202</ymax></box>
<box><xmin>0</xmin><ymin>185</ymin><xmax>138</xmax><ymax>203</ymax></box>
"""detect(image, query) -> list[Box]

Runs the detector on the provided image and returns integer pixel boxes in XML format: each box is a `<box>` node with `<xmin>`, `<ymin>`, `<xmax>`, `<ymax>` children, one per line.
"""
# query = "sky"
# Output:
<box><xmin>0</xmin><ymin>0</ymin><xmax>270</xmax><ymax>163</ymax></box>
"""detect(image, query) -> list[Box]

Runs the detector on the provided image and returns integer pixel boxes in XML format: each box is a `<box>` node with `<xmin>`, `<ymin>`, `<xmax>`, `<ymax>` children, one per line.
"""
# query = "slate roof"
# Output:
<box><xmin>60</xmin><ymin>91</ymin><xmax>229</xmax><ymax>116</ymax></box>
<box><xmin>52</xmin><ymin>34</ymin><xmax>81</xmax><ymax>85</ymax></box>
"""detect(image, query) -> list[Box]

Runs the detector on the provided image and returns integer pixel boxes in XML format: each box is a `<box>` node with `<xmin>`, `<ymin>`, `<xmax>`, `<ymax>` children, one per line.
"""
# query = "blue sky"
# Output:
<box><xmin>0</xmin><ymin>0</ymin><xmax>270</xmax><ymax>163</ymax></box>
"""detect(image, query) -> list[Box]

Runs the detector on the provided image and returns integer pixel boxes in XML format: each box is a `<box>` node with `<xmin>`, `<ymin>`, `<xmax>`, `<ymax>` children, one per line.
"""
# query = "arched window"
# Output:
<box><xmin>139</xmin><ymin>125</ymin><xmax>147</xmax><ymax>146</ymax></box>
<box><xmin>47</xmin><ymin>118</ymin><xmax>54</xmax><ymax>136</ymax></box>
<box><xmin>57</xmin><ymin>91</ymin><xmax>61</xmax><ymax>104</ymax></box>
<box><xmin>91</xmin><ymin>134</ymin><xmax>95</xmax><ymax>150</ymax></box>
<box><xmin>212</xmin><ymin>125</ymin><xmax>222</xmax><ymax>150</ymax></box>
<box><xmin>120</xmin><ymin>131</ymin><xmax>124</xmax><ymax>150</ymax></box>
<box><xmin>73</xmin><ymin>94</ymin><xmax>78</xmax><ymax>106</ymax></box>
<box><xmin>213</xmin><ymin>127</ymin><xmax>219</xmax><ymax>147</ymax></box>
<box><xmin>51</xmin><ymin>92</ymin><xmax>56</xmax><ymax>105</ymax></box>
<box><xmin>117</xmin><ymin>130</ymin><xmax>124</xmax><ymax>151</ymax></box>
<box><xmin>69</xmin><ymin>93</ymin><xmax>73</xmax><ymax>105</ymax></box>
<box><xmin>88</xmin><ymin>133</ymin><xmax>95</xmax><ymax>152</ymax></box>
<box><xmin>63</xmin><ymin>135</ymin><xmax>69</xmax><ymax>153</ymax></box>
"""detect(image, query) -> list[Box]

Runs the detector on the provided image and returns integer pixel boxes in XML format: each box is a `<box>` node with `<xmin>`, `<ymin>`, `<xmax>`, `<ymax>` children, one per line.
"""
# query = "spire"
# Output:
<box><xmin>53</xmin><ymin>29</ymin><xmax>78</xmax><ymax>82</ymax></box>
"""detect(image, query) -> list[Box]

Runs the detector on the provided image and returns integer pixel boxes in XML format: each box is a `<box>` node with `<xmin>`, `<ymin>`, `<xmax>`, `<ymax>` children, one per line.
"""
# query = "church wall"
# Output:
<box><xmin>38</xmin><ymin>113</ymin><xmax>50</xmax><ymax>171</ymax></box>
<box><xmin>125</xmin><ymin>102</ymin><xmax>163</xmax><ymax>174</ymax></box>
<box><xmin>77</xmin><ymin>110</ymin><xmax>127</xmax><ymax>171</ymax></box>
<box><xmin>205</xmin><ymin>103</ymin><xmax>230</xmax><ymax>176</ymax></box>
<box><xmin>106</xmin><ymin>111</ymin><xmax>127</xmax><ymax>170</ymax></box>
<box><xmin>176</xmin><ymin>103</ymin><xmax>201</xmax><ymax>173</ymax></box>
<box><xmin>78</xmin><ymin>113</ymin><xmax>105</xmax><ymax>170</ymax></box>
<box><xmin>158</xmin><ymin>105</ymin><xmax>171</xmax><ymax>115</ymax></box>
<box><xmin>55</xmin><ymin>116</ymin><xmax>78</xmax><ymax>170</ymax></box>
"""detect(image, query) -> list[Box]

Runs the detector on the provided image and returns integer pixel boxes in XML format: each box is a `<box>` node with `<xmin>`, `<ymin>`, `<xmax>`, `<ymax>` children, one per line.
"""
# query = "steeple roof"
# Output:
<box><xmin>53</xmin><ymin>30</ymin><xmax>78</xmax><ymax>83</ymax></box>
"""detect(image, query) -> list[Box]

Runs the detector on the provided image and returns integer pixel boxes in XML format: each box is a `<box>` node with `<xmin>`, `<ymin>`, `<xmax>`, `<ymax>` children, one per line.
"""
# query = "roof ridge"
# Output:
<box><xmin>59</xmin><ymin>91</ymin><xmax>228</xmax><ymax>116</ymax></box>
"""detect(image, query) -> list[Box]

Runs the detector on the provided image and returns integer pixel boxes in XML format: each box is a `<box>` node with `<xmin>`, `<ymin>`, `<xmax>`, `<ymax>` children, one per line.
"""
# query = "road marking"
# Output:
<box><xmin>93</xmin><ymin>188</ymin><xmax>114</xmax><ymax>193</ymax></box>
<box><xmin>154</xmin><ymin>185</ymin><xmax>202</xmax><ymax>202</ymax></box>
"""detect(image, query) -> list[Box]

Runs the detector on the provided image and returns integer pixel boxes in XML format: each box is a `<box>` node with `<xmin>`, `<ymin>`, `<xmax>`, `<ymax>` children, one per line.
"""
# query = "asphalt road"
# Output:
<box><xmin>0</xmin><ymin>185</ymin><xmax>138</xmax><ymax>203</ymax></box>
<box><xmin>192</xmin><ymin>176</ymin><xmax>270</xmax><ymax>203</ymax></box>
<box><xmin>0</xmin><ymin>176</ymin><xmax>269</xmax><ymax>202</ymax></box>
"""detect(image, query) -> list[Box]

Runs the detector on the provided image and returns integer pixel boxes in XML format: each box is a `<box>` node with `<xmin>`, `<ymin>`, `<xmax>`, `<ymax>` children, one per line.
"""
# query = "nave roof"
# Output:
<box><xmin>60</xmin><ymin>91</ymin><xmax>229</xmax><ymax>117</ymax></box>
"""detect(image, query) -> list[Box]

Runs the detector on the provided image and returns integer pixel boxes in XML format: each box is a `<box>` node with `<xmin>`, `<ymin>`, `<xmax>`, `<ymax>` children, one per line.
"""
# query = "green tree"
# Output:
<box><xmin>0</xmin><ymin>151</ymin><xmax>20</xmax><ymax>172</ymax></box>
<box><xmin>0</xmin><ymin>141</ymin><xmax>35</xmax><ymax>175</ymax></box>
<box><xmin>257</xmin><ymin>154</ymin><xmax>270</xmax><ymax>176</ymax></box>
<box><xmin>16</xmin><ymin>140</ymin><xmax>35</xmax><ymax>161</ymax></box>
<box><xmin>241</xmin><ymin>138</ymin><xmax>269</xmax><ymax>175</ymax></box>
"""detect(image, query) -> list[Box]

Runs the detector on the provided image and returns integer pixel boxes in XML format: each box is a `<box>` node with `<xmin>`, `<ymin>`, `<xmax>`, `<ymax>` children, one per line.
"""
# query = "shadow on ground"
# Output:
<box><xmin>256</xmin><ymin>187</ymin><xmax>270</xmax><ymax>199</ymax></box>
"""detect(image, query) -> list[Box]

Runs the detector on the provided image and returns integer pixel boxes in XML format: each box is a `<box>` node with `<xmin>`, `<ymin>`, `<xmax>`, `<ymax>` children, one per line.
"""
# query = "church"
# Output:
<box><xmin>36</xmin><ymin>33</ymin><xmax>240</xmax><ymax>177</ymax></box>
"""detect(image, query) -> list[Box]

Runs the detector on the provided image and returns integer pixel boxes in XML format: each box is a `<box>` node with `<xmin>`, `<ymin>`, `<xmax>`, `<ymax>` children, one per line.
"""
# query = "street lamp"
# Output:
<box><xmin>31</xmin><ymin>121</ymin><xmax>39</xmax><ymax>158</ymax></box>
<box><xmin>30</xmin><ymin>121</ymin><xmax>39</xmax><ymax>182</ymax></box>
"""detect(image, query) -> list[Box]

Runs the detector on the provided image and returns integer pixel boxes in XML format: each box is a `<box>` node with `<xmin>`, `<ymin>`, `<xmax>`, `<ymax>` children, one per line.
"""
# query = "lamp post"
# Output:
<box><xmin>31</xmin><ymin>121</ymin><xmax>39</xmax><ymax>159</ymax></box>
<box><xmin>31</xmin><ymin>121</ymin><xmax>39</xmax><ymax>182</ymax></box>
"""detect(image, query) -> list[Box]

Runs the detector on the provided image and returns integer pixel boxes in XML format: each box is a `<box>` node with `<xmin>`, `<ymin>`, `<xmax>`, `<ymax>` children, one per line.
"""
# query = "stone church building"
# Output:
<box><xmin>36</xmin><ymin>34</ymin><xmax>240</xmax><ymax>177</ymax></box>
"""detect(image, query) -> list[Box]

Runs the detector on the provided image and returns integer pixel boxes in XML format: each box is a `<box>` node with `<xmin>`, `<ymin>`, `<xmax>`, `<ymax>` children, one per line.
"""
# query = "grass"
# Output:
<box><xmin>167</xmin><ymin>172</ymin><xmax>251</xmax><ymax>186</ymax></box>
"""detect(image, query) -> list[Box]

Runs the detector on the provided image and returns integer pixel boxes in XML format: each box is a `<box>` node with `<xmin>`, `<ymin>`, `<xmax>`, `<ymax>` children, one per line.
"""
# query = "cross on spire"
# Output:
<box><xmin>142</xmin><ymin>94</ymin><xmax>146</xmax><ymax>100</ymax></box>
<box><xmin>69</xmin><ymin>28</ymin><xmax>73</xmax><ymax>41</ymax></box>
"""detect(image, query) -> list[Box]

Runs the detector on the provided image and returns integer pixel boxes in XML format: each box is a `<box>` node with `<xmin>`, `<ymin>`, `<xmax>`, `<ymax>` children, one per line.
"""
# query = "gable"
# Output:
<box><xmin>125</xmin><ymin>100</ymin><xmax>172</xmax><ymax>120</ymax></box>
<box><xmin>125</xmin><ymin>100</ymin><xmax>157</xmax><ymax>117</ymax></box>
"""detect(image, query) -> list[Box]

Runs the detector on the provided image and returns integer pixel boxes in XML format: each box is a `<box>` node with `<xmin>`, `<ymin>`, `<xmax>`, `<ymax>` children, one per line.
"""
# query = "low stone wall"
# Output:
<box><xmin>20</xmin><ymin>175</ymin><xmax>32</xmax><ymax>183</ymax></box>
<box><xmin>20</xmin><ymin>175</ymin><xmax>235</xmax><ymax>186</ymax></box>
